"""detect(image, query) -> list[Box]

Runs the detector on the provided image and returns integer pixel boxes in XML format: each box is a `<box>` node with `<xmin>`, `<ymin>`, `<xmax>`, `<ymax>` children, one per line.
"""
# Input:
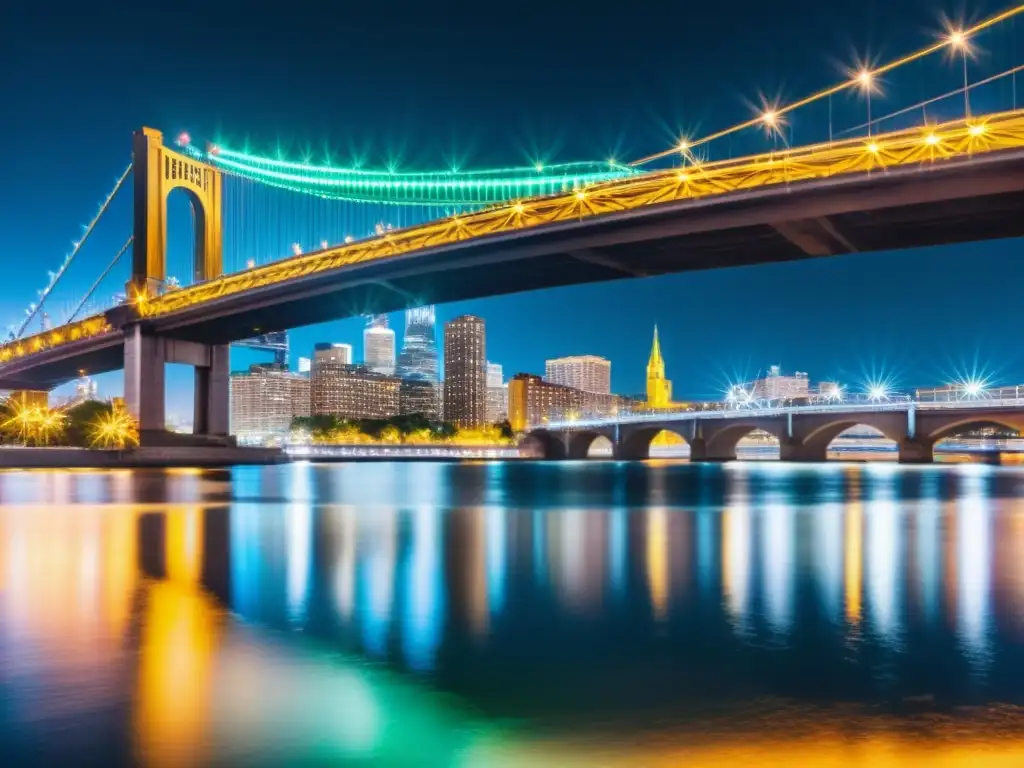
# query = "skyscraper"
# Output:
<box><xmin>363</xmin><ymin>314</ymin><xmax>396</xmax><ymax>376</ymax></box>
<box><xmin>444</xmin><ymin>315</ymin><xmax>486</xmax><ymax>428</ymax></box>
<box><xmin>646</xmin><ymin>326</ymin><xmax>672</xmax><ymax>408</ymax></box>
<box><xmin>545</xmin><ymin>355</ymin><xmax>611</xmax><ymax>394</ymax></box>
<box><xmin>396</xmin><ymin>306</ymin><xmax>439</xmax><ymax>382</ymax></box>
<box><xmin>311</xmin><ymin>361</ymin><xmax>400</xmax><ymax>419</ymax></box>
<box><xmin>485</xmin><ymin>362</ymin><xmax>507</xmax><ymax>424</ymax></box>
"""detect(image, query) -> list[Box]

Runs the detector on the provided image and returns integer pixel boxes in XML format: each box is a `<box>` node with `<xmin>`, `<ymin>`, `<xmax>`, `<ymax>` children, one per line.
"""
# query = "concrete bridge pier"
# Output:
<box><xmin>124</xmin><ymin>325</ymin><xmax>230</xmax><ymax>446</ymax></box>
<box><xmin>898</xmin><ymin>438</ymin><xmax>934</xmax><ymax>464</ymax></box>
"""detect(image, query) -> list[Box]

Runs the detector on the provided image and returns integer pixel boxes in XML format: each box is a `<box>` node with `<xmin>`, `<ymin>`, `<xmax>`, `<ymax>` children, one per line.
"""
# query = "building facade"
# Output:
<box><xmin>311</xmin><ymin>360</ymin><xmax>400</xmax><ymax>419</ymax></box>
<box><xmin>314</xmin><ymin>342</ymin><xmax>352</xmax><ymax>366</ymax></box>
<box><xmin>363</xmin><ymin>315</ymin><xmax>396</xmax><ymax>376</ymax></box>
<box><xmin>399</xmin><ymin>376</ymin><xmax>440</xmax><ymax>420</ymax></box>
<box><xmin>230</xmin><ymin>364</ymin><xmax>310</xmax><ymax>442</ymax></box>
<box><xmin>751</xmin><ymin>365</ymin><xmax>809</xmax><ymax>401</ymax></box>
<box><xmin>646</xmin><ymin>326</ymin><xmax>672</xmax><ymax>408</ymax></box>
<box><xmin>396</xmin><ymin>306</ymin><xmax>440</xmax><ymax>382</ymax></box>
<box><xmin>485</xmin><ymin>362</ymin><xmax>507</xmax><ymax>424</ymax></box>
<box><xmin>545</xmin><ymin>355</ymin><xmax>611</xmax><ymax>394</ymax></box>
<box><xmin>443</xmin><ymin>315</ymin><xmax>486</xmax><ymax>428</ymax></box>
<box><xmin>508</xmin><ymin>374</ymin><xmax>583</xmax><ymax>431</ymax></box>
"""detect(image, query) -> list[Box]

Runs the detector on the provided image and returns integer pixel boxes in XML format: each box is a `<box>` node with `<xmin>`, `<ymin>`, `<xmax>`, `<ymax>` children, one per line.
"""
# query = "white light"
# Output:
<box><xmin>320</xmin><ymin>240</ymin><xmax>328</xmax><ymax>249</ymax></box>
<box><xmin>246</xmin><ymin>259</ymin><xmax>255</xmax><ymax>269</ymax></box>
<box><xmin>925</xmin><ymin>133</ymin><xmax>940</xmax><ymax>146</ymax></box>
<box><xmin>962</xmin><ymin>379</ymin><xmax>985</xmax><ymax>398</ymax></box>
<box><xmin>678</xmin><ymin>139</ymin><xmax>690</xmax><ymax>152</ymax></box>
<box><xmin>867</xmin><ymin>142</ymin><xmax>880</xmax><ymax>153</ymax></box>
<box><xmin>968</xmin><ymin>124</ymin><xmax>986</xmax><ymax>137</ymax></box>
<box><xmin>762</xmin><ymin>110</ymin><xmax>778</xmax><ymax>127</ymax></box>
<box><xmin>948</xmin><ymin>30</ymin><xmax>967</xmax><ymax>49</ymax></box>
<box><xmin>868</xmin><ymin>384</ymin><xmax>889</xmax><ymax>401</ymax></box>
<box><xmin>857</xmin><ymin>69</ymin><xmax>873</xmax><ymax>88</ymax></box>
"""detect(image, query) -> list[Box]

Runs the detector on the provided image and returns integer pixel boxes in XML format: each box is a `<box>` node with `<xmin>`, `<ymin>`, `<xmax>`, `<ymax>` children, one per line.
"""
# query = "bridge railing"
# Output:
<box><xmin>541</xmin><ymin>394</ymin><xmax>1024</xmax><ymax>430</ymax></box>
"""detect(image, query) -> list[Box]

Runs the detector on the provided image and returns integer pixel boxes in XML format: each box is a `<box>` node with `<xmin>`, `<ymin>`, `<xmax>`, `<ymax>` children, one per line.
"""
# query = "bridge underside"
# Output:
<box><xmin>4</xmin><ymin>151</ymin><xmax>1024</xmax><ymax>390</ymax></box>
<box><xmin>148</xmin><ymin>153</ymin><xmax>1024</xmax><ymax>345</ymax></box>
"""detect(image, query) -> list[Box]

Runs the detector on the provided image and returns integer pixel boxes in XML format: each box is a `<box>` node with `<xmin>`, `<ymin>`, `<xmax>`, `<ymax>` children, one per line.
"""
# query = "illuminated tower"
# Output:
<box><xmin>646</xmin><ymin>325</ymin><xmax>672</xmax><ymax>408</ymax></box>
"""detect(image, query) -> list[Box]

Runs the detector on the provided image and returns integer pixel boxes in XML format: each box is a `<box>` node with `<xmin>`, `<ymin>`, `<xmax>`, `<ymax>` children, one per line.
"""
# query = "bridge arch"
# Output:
<box><xmin>132</xmin><ymin>127</ymin><xmax>223</xmax><ymax>296</ymax></box>
<box><xmin>800</xmin><ymin>421</ymin><xmax>903</xmax><ymax>461</ymax></box>
<box><xmin>566</xmin><ymin>429</ymin><xmax>616</xmax><ymax>459</ymax></box>
<box><xmin>520</xmin><ymin>429</ymin><xmax>568</xmax><ymax>460</ymax></box>
<box><xmin>926</xmin><ymin>415</ymin><xmax>1024</xmax><ymax>445</ymax></box>
<box><xmin>703</xmin><ymin>422</ymin><xmax>784</xmax><ymax>461</ymax></box>
<box><xmin>617</xmin><ymin>426</ymin><xmax>690</xmax><ymax>461</ymax></box>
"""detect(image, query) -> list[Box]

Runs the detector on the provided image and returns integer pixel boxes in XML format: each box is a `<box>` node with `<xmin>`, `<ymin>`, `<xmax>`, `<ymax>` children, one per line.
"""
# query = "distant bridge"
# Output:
<box><xmin>525</xmin><ymin>399</ymin><xmax>1024</xmax><ymax>463</ymax></box>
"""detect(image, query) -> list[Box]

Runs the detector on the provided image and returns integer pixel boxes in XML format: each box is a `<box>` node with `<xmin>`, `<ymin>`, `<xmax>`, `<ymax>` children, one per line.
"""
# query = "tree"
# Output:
<box><xmin>65</xmin><ymin>400</ymin><xmax>113</xmax><ymax>447</ymax></box>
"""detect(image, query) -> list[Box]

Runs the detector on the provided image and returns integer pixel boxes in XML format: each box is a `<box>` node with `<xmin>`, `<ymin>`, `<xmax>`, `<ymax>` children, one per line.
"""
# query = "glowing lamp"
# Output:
<box><xmin>925</xmin><ymin>133</ymin><xmax>940</xmax><ymax>146</ymax></box>
<box><xmin>176</xmin><ymin>132</ymin><xmax>191</xmax><ymax>147</ymax></box>
<box><xmin>948</xmin><ymin>30</ymin><xmax>967</xmax><ymax>49</ymax></box>
<box><xmin>856</xmin><ymin>69</ymin><xmax>873</xmax><ymax>88</ymax></box>
<box><xmin>761</xmin><ymin>110</ymin><xmax>778</xmax><ymax>127</ymax></box>
<box><xmin>867</xmin><ymin>142</ymin><xmax>880</xmax><ymax>153</ymax></box>
<box><xmin>968</xmin><ymin>124</ymin><xmax>986</xmax><ymax>137</ymax></box>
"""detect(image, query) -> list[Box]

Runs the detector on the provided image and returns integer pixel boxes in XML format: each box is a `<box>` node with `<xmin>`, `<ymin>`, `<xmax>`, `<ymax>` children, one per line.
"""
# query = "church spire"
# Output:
<box><xmin>646</xmin><ymin>324</ymin><xmax>671</xmax><ymax>408</ymax></box>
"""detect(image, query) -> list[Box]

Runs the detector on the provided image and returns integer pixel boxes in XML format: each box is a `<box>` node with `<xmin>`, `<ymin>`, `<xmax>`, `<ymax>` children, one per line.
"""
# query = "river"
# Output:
<box><xmin>3</xmin><ymin>460</ymin><xmax>1024</xmax><ymax>766</ymax></box>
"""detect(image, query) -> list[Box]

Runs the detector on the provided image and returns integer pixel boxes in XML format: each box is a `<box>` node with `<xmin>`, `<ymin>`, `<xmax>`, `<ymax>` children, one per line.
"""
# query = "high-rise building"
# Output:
<box><xmin>311</xmin><ymin>360</ymin><xmax>400</xmax><ymax>419</ymax></box>
<box><xmin>751</xmin><ymin>365</ymin><xmax>809</xmax><ymax>401</ymax></box>
<box><xmin>443</xmin><ymin>315</ymin><xmax>486</xmax><ymax>428</ymax></box>
<box><xmin>297</xmin><ymin>357</ymin><xmax>311</xmax><ymax>374</ymax></box>
<box><xmin>485</xmin><ymin>362</ymin><xmax>507</xmax><ymax>424</ymax></box>
<box><xmin>646</xmin><ymin>326</ymin><xmax>672</xmax><ymax>408</ymax></box>
<box><xmin>545</xmin><ymin>355</ymin><xmax>611</xmax><ymax>394</ymax></box>
<box><xmin>230</xmin><ymin>364</ymin><xmax>310</xmax><ymax>442</ymax></box>
<box><xmin>396</xmin><ymin>306</ymin><xmax>439</xmax><ymax>382</ymax></box>
<box><xmin>399</xmin><ymin>377</ymin><xmax>440</xmax><ymax>419</ymax></box>
<box><xmin>363</xmin><ymin>315</ymin><xmax>396</xmax><ymax>376</ymax></box>
<box><xmin>314</xmin><ymin>342</ymin><xmax>352</xmax><ymax>366</ymax></box>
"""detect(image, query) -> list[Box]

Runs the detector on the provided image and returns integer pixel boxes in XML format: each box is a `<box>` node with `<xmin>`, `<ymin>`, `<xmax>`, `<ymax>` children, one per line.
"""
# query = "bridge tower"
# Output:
<box><xmin>130</xmin><ymin>127</ymin><xmax>223</xmax><ymax>297</ymax></box>
<box><xmin>125</xmin><ymin>128</ymin><xmax>230</xmax><ymax>445</ymax></box>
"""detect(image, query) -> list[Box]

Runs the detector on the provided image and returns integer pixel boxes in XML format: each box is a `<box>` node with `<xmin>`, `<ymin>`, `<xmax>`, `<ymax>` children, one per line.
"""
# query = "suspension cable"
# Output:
<box><xmin>17</xmin><ymin>163</ymin><xmax>132</xmax><ymax>338</ymax></box>
<box><xmin>630</xmin><ymin>2</ymin><xmax>1024</xmax><ymax>166</ymax></box>
<box><xmin>66</xmin><ymin>235</ymin><xmax>133</xmax><ymax>324</ymax></box>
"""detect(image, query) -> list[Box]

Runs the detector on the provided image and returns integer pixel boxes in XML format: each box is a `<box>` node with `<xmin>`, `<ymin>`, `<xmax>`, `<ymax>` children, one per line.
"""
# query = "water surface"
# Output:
<box><xmin>3</xmin><ymin>460</ymin><xmax>1024</xmax><ymax>766</ymax></box>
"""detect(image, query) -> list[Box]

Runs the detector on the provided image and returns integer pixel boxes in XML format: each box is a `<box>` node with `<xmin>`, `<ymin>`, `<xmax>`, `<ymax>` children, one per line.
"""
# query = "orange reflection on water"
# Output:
<box><xmin>844</xmin><ymin>502</ymin><xmax>863</xmax><ymax>626</ymax></box>
<box><xmin>646</xmin><ymin>508</ymin><xmax>669</xmax><ymax>621</ymax></box>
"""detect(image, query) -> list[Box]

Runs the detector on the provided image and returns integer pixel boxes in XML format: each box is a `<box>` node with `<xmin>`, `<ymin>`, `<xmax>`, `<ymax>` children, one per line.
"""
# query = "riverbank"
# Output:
<box><xmin>0</xmin><ymin>445</ymin><xmax>287</xmax><ymax>469</ymax></box>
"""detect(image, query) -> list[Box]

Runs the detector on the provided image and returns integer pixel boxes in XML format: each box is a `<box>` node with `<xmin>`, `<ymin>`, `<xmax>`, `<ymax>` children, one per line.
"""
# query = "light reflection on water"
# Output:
<box><xmin>3</xmin><ymin>461</ymin><xmax>1024</xmax><ymax>765</ymax></box>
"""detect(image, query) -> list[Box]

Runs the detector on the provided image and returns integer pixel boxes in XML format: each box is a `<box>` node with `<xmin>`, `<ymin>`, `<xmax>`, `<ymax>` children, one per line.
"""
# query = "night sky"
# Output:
<box><xmin>2</xmin><ymin>0</ymin><xmax>1023</xmax><ymax>419</ymax></box>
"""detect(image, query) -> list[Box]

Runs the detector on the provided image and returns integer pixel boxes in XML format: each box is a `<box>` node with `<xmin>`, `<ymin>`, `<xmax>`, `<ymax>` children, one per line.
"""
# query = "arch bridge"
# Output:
<box><xmin>525</xmin><ymin>401</ymin><xmax>1024</xmax><ymax>463</ymax></box>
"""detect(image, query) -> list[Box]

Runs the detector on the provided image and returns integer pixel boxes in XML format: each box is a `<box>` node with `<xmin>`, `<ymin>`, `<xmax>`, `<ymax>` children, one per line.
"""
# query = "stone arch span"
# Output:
<box><xmin>798</xmin><ymin>420</ymin><xmax>904</xmax><ymax>462</ymax></box>
<box><xmin>925</xmin><ymin>415</ymin><xmax>1024</xmax><ymax>445</ymax></box>
<box><xmin>521</xmin><ymin>429</ymin><xmax>568</xmax><ymax>460</ymax></box>
<box><xmin>702</xmin><ymin>421</ymin><xmax>785</xmax><ymax>461</ymax></box>
<box><xmin>566</xmin><ymin>429</ymin><xmax>616</xmax><ymax>459</ymax></box>
<box><xmin>617</xmin><ymin>425</ymin><xmax>690</xmax><ymax>461</ymax></box>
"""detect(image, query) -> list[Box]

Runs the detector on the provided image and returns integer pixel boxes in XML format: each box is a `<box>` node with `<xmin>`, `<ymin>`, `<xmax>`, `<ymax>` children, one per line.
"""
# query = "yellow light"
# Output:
<box><xmin>761</xmin><ymin>110</ymin><xmax>778</xmax><ymax>127</ymax></box>
<box><xmin>856</xmin><ymin>69</ymin><xmax>873</xmax><ymax>88</ymax></box>
<box><xmin>925</xmin><ymin>133</ymin><xmax>940</xmax><ymax>145</ymax></box>
<box><xmin>513</xmin><ymin>202</ymin><xmax>525</xmax><ymax>213</ymax></box>
<box><xmin>575</xmin><ymin>190</ymin><xmax>587</xmax><ymax>200</ymax></box>
<box><xmin>867</xmin><ymin>142</ymin><xmax>880</xmax><ymax>153</ymax></box>
<box><xmin>969</xmin><ymin>123</ymin><xmax>986</xmax><ymax>136</ymax></box>
<box><xmin>676</xmin><ymin>171</ymin><xmax>689</xmax><ymax>182</ymax></box>
<box><xmin>948</xmin><ymin>29</ymin><xmax>967</xmax><ymax>49</ymax></box>
<box><xmin>677</xmin><ymin>139</ymin><xmax>690</xmax><ymax>152</ymax></box>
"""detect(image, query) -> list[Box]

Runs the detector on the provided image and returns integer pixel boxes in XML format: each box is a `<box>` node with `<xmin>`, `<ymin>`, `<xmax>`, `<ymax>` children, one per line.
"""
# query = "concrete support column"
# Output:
<box><xmin>194</xmin><ymin>344</ymin><xmax>229</xmax><ymax>437</ymax></box>
<box><xmin>124</xmin><ymin>324</ymin><xmax>165</xmax><ymax>438</ymax></box>
<box><xmin>780</xmin><ymin>439</ymin><xmax>827</xmax><ymax>462</ymax></box>
<box><xmin>688</xmin><ymin>438</ymin><xmax>708</xmax><ymax>462</ymax></box>
<box><xmin>899</xmin><ymin>439</ymin><xmax>934</xmax><ymax>464</ymax></box>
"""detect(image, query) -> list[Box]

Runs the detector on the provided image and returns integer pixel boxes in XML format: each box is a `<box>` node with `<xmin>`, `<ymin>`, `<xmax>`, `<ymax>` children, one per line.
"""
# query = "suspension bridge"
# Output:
<box><xmin>2</xmin><ymin>5</ymin><xmax>1024</xmax><ymax>445</ymax></box>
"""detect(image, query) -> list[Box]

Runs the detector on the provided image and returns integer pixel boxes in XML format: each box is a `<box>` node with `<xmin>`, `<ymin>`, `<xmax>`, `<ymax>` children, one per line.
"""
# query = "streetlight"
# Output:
<box><xmin>868</xmin><ymin>384</ymin><xmax>889</xmax><ymax>402</ymax></box>
<box><xmin>856</xmin><ymin>69</ymin><xmax>875</xmax><ymax>135</ymax></box>
<box><xmin>948</xmin><ymin>29</ymin><xmax>971</xmax><ymax>117</ymax></box>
